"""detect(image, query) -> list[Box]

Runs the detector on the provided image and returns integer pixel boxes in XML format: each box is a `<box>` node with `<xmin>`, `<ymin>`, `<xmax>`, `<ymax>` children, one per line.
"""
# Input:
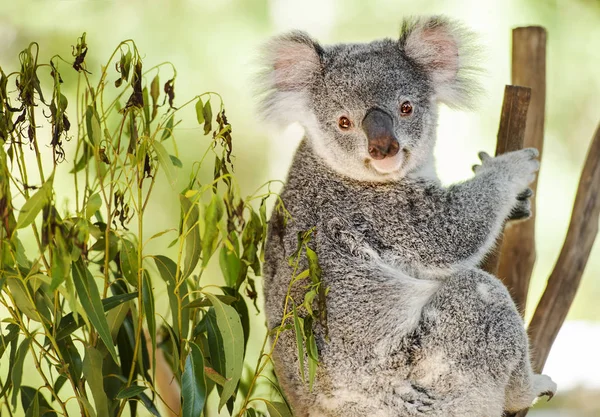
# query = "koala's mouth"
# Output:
<box><xmin>366</xmin><ymin>151</ymin><xmax>407</xmax><ymax>175</ymax></box>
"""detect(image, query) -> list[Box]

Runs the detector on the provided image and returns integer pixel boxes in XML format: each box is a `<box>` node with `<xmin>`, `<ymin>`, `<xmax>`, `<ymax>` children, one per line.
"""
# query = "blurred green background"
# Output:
<box><xmin>1</xmin><ymin>0</ymin><xmax>599</xmax><ymax>416</ymax></box>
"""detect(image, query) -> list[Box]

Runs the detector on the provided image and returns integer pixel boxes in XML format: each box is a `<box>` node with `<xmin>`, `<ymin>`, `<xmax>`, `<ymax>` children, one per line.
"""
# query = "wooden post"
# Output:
<box><xmin>481</xmin><ymin>85</ymin><xmax>531</xmax><ymax>275</ymax></box>
<box><xmin>495</xmin><ymin>27</ymin><xmax>547</xmax><ymax>315</ymax></box>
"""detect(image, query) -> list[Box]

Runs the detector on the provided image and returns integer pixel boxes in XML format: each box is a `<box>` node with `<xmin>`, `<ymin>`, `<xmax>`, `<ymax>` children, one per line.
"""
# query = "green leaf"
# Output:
<box><xmin>56</xmin><ymin>291</ymin><xmax>138</xmax><ymax>340</ymax></box>
<box><xmin>153</xmin><ymin>255</ymin><xmax>189</xmax><ymax>340</ymax></box>
<box><xmin>85</xmin><ymin>105</ymin><xmax>101</xmax><ymax>145</ymax></box>
<box><xmin>204</xmin><ymin>293</ymin><xmax>244</xmax><ymax>411</ymax></box>
<box><xmin>56</xmin><ymin>337</ymin><xmax>83</xmax><ymax>385</ymax></box>
<box><xmin>219</xmin><ymin>233</ymin><xmax>241</xmax><ymax>288</ymax></box>
<box><xmin>115</xmin><ymin>385</ymin><xmax>146</xmax><ymax>399</ymax></box>
<box><xmin>307</xmin><ymin>333</ymin><xmax>318</xmax><ymax>391</ymax></box>
<box><xmin>11</xmin><ymin>337</ymin><xmax>31</xmax><ymax>409</ymax></box>
<box><xmin>50</xmin><ymin>228</ymin><xmax>71</xmax><ymax>291</ymax></box>
<box><xmin>71</xmin><ymin>142</ymin><xmax>93</xmax><ymax>173</ymax></box>
<box><xmin>86</xmin><ymin>193</ymin><xmax>102</xmax><ymax>219</ymax></box>
<box><xmin>24</xmin><ymin>388</ymin><xmax>39</xmax><ymax>417</ymax></box>
<box><xmin>180</xmin><ymin>194</ymin><xmax>201</xmax><ymax>278</ymax></box>
<box><xmin>0</xmin><ymin>323</ymin><xmax>19</xmax><ymax>359</ymax></box>
<box><xmin>153</xmin><ymin>140</ymin><xmax>177</xmax><ymax>186</ymax></box>
<box><xmin>16</xmin><ymin>174</ymin><xmax>53</xmax><ymax>229</ymax></box>
<box><xmin>201</xmin><ymin>193</ymin><xmax>224</xmax><ymax>267</ymax></box>
<box><xmin>169</xmin><ymin>154</ymin><xmax>183</xmax><ymax>168</ymax></box>
<box><xmin>182</xmin><ymin>342</ymin><xmax>206</xmax><ymax>417</ymax></box>
<box><xmin>204</xmin><ymin>365</ymin><xmax>227</xmax><ymax>386</ymax></box>
<box><xmin>160</xmin><ymin>114</ymin><xmax>174</xmax><ymax>141</ymax></box>
<box><xmin>72</xmin><ymin>260</ymin><xmax>118</xmax><ymax>362</ymax></box>
<box><xmin>195</xmin><ymin>98</ymin><xmax>204</xmax><ymax>124</ymax></box>
<box><xmin>6</xmin><ymin>278</ymin><xmax>39</xmax><ymax>321</ymax></box>
<box><xmin>241</xmin><ymin>209</ymin><xmax>263</xmax><ymax>278</ymax></box>
<box><xmin>202</xmin><ymin>99</ymin><xmax>212</xmax><ymax>135</ymax></box>
<box><xmin>264</xmin><ymin>400</ymin><xmax>293</xmax><ymax>417</ymax></box>
<box><xmin>292</xmin><ymin>306</ymin><xmax>305</xmax><ymax>382</ymax></box>
<box><xmin>21</xmin><ymin>386</ymin><xmax>57</xmax><ymax>417</ymax></box>
<box><xmin>79</xmin><ymin>396</ymin><xmax>99</xmax><ymax>417</ymax></box>
<box><xmin>305</xmin><ymin>246</ymin><xmax>322</xmax><ymax>285</ymax></box>
<box><xmin>83</xmin><ymin>346</ymin><xmax>109</xmax><ymax>417</ymax></box>
<box><xmin>141</xmin><ymin>271</ymin><xmax>156</xmax><ymax>371</ymax></box>
<box><xmin>184</xmin><ymin>294</ymin><xmax>237</xmax><ymax>309</ymax></box>
<box><xmin>119</xmin><ymin>237</ymin><xmax>139</xmax><ymax>287</ymax></box>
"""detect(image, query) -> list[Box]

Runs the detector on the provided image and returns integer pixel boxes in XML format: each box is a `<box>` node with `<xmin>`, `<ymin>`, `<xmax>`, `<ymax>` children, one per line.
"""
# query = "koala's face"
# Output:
<box><xmin>307</xmin><ymin>41</ymin><xmax>437</xmax><ymax>181</ymax></box>
<box><xmin>260</xmin><ymin>17</ymin><xmax>480</xmax><ymax>182</ymax></box>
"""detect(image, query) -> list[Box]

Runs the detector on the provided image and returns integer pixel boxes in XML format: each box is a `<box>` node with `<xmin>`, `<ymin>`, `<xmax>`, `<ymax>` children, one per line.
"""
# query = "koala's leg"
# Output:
<box><xmin>504</xmin><ymin>351</ymin><xmax>557</xmax><ymax>413</ymax></box>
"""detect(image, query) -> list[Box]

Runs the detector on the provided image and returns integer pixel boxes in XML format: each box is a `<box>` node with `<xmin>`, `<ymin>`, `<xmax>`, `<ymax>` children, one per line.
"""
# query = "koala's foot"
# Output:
<box><xmin>532</xmin><ymin>374</ymin><xmax>557</xmax><ymax>401</ymax></box>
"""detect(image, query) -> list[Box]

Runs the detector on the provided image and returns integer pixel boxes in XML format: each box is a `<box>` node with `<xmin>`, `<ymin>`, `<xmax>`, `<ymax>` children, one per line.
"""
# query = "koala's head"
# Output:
<box><xmin>259</xmin><ymin>16</ymin><xmax>481</xmax><ymax>182</ymax></box>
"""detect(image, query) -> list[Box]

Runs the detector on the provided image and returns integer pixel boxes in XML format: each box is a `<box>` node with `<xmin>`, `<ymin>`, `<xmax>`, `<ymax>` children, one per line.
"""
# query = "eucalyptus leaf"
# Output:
<box><xmin>195</xmin><ymin>98</ymin><xmax>204</xmax><ymax>124</ymax></box>
<box><xmin>182</xmin><ymin>342</ymin><xmax>206</xmax><ymax>417</ymax></box>
<box><xmin>83</xmin><ymin>346</ymin><xmax>109</xmax><ymax>417</ymax></box>
<box><xmin>142</xmin><ymin>271</ymin><xmax>156</xmax><ymax>371</ymax></box>
<box><xmin>204</xmin><ymin>293</ymin><xmax>244</xmax><ymax>411</ymax></box>
<box><xmin>11</xmin><ymin>337</ymin><xmax>31</xmax><ymax>408</ymax></box>
<box><xmin>119</xmin><ymin>237</ymin><xmax>139</xmax><ymax>287</ymax></box>
<box><xmin>153</xmin><ymin>140</ymin><xmax>177</xmax><ymax>186</ymax></box>
<box><xmin>201</xmin><ymin>193</ymin><xmax>224</xmax><ymax>267</ymax></box>
<box><xmin>115</xmin><ymin>385</ymin><xmax>147</xmax><ymax>399</ymax></box>
<box><xmin>85</xmin><ymin>105</ymin><xmax>101</xmax><ymax>145</ymax></box>
<box><xmin>153</xmin><ymin>255</ymin><xmax>189</xmax><ymax>340</ymax></box>
<box><xmin>16</xmin><ymin>174</ymin><xmax>53</xmax><ymax>229</ymax></box>
<box><xmin>202</xmin><ymin>99</ymin><xmax>212</xmax><ymax>135</ymax></box>
<box><xmin>72</xmin><ymin>260</ymin><xmax>118</xmax><ymax>362</ymax></box>
<box><xmin>50</xmin><ymin>228</ymin><xmax>71</xmax><ymax>291</ymax></box>
<box><xmin>179</xmin><ymin>194</ymin><xmax>201</xmax><ymax>279</ymax></box>
<box><xmin>6</xmin><ymin>278</ymin><xmax>39</xmax><ymax>321</ymax></box>
<box><xmin>219</xmin><ymin>233</ymin><xmax>241</xmax><ymax>288</ymax></box>
<box><xmin>264</xmin><ymin>400</ymin><xmax>293</xmax><ymax>417</ymax></box>
<box><xmin>160</xmin><ymin>114</ymin><xmax>174</xmax><ymax>141</ymax></box>
<box><xmin>56</xmin><ymin>291</ymin><xmax>138</xmax><ymax>340</ymax></box>
<box><xmin>293</xmin><ymin>306</ymin><xmax>305</xmax><ymax>382</ymax></box>
<box><xmin>86</xmin><ymin>193</ymin><xmax>102</xmax><ymax>219</ymax></box>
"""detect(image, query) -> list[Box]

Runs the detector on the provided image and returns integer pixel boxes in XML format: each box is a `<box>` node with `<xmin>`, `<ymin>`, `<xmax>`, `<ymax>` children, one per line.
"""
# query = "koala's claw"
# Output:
<box><xmin>517</xmin><ymin>188</ymin><xmax>533</xmax><ymax>200</ymax></box>
<box><xmin>532</xmin><ymin>374</ymin><xmax>557</xmax><ymax>403</ymax></box>
<box><xmin>540</xmin><ymin>390</ymin><xmax>555</xmax><ymax>401</ymax></box>
<box><xmin>508</xmin><ymin>187</ymin><xmax>534</xmax><ymax>221</ymax></box>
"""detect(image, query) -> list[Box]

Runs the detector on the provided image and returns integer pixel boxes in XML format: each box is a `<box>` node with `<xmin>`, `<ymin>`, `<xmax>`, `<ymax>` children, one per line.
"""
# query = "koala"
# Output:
<box><xmin>260</xmin><ymin>16</ymin><xmax>556</xmax><ymax>417</ymax></box>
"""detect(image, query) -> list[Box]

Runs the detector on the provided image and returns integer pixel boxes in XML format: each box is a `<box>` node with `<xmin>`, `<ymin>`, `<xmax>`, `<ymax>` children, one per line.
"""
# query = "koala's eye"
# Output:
<box><xmin>338</xmin><ymin>116</ymin><xmax>353</xmax><ymax>130</ymax></box>
<box><xmin>400</xmin><ymin>101</ymin><xmax>413</xmax><ymax>116</ymax></box>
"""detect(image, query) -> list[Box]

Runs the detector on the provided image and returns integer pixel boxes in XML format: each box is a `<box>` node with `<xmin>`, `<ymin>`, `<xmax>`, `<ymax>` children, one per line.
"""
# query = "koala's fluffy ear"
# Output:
<box><xmin>399</xmin><ymin>16</ymin><xmax>482</xmax><ymax>109</ymax></box>
<box><xmin>257</xmin><ymin>31</ymin><xmax>323</xmax><ymax>126</ymax></box>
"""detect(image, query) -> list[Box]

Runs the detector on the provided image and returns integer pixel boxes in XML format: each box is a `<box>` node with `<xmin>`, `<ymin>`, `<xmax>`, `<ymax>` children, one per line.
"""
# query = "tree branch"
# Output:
<box><xmin>481</xmin><ymin>85</ymin><xmax>531</xmax><ymax>275</ymax></box>
<box><xmin>495</xmin><ymin>26</ymin><xmax>547</xmax><ymax>315</ymax></box>
<box><xmin>528</xmin><ymin>123</ymin><xmax>600</xmax><ymax>373</ymax></box>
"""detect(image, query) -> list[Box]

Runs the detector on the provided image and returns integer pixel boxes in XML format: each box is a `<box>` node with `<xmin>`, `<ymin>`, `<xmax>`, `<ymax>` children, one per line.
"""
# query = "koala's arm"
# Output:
<box><xmin>362</xmin><ymin>149</ymin><xmax>539</xmax><ymax>272</ymax></box>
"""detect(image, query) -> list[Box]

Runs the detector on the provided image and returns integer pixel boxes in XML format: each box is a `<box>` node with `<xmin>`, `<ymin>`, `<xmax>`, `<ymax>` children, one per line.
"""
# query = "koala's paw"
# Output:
<box><xmin>473</xmin><ymin>148</ymin><xmax>540</xmax><ymax>193</ymax></box>
<box><xmin>532</xmin><ymin>374</ymin><xmax>557</xmax><ymax>402</ymax></box>
<box><xmin>507</xmin><ymin>188</ymin><xmax>533</xmax><ymax>221</ymax></box>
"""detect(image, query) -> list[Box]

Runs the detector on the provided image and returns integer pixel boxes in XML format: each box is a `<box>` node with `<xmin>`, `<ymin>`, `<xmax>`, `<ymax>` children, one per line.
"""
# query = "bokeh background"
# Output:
<box><xmin>1</xmin><ymin>0</ymin><xmax>599</xmax><ymax>416</ymax></box>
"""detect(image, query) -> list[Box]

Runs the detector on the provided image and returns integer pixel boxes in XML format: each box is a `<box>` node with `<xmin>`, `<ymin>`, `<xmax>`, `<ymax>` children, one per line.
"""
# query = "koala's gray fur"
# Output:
<box><xmin>260</xmin><ymin>16</ymin><xmax>556</xmax><ymax>417</ymax></box>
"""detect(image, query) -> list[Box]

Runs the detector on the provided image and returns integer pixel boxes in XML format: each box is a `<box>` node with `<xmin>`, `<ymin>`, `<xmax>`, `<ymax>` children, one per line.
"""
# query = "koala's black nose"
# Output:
<box><xmin>362</xmin><ymin>108</ymin><xmax>400</xmax><ymax>160</ymax></box>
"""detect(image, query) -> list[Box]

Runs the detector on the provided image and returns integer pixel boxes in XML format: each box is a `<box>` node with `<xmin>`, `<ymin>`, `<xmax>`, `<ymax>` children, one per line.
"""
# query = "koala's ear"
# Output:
<box><xmin>257</xmin><ymin>31</ymin><xmax>324</xmax><ymax>125</ymax></box>
<box><xmin>399</xmin><ymin>16</ymin><xmax>482</xmax><ymax>109</ymax></box>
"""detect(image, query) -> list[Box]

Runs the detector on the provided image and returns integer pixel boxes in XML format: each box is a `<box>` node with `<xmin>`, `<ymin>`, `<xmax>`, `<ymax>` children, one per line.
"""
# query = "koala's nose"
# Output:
<box><xmin>362</xmin><ymin>108</ymin><xmax>400</xmax><ymax>160</ymax></box>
